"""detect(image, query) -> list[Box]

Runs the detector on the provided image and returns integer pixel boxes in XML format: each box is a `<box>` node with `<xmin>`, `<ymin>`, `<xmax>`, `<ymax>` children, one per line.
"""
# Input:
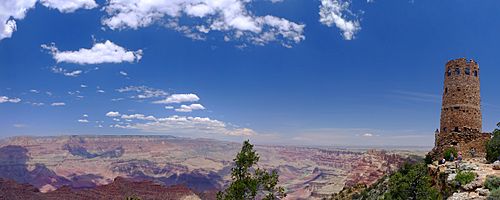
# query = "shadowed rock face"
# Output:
<box><xmin>0</xmin><ymin>145</ymin><xmax>71</xmax><ymax>189</ymax></box>
<box><xmin>0</xmin><ymin>135</ymin><xmax>408</xmax><ymax>199</ymax></box>
<box><xmin>63</xmin><ymin>144</ymin><xmax>124</xmax><ymax>159</ymax></box>
<box><xmin>0</xmin><ymin>177</ymin><xmax>200</xmax><ymax>200</ymax></box>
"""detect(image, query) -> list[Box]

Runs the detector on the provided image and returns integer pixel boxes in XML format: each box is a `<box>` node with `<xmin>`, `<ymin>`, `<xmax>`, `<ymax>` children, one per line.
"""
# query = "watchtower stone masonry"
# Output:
<box><xmin>440</xmin><ymin>58</ymin><xmax>482</xmax><ymax>133</ymax></box>
<box><xmin>431</xmin><ymin>58</ymin><xmax>490</xmax><ymax>159</ymax></box>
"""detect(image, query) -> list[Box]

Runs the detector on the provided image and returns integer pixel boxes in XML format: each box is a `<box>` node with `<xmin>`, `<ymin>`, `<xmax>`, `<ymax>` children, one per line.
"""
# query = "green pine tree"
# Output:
<box><xmin>216</xmin><ymin>140</ymin><xmax>286</xmax><ymax>200</ymax></box>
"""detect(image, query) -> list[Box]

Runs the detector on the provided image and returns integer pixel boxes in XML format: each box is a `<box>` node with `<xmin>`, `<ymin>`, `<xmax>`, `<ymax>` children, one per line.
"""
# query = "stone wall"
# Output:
<box><xmin>430</xmin><ymin>129</ymin><xmax>491</xmax><ymax>159</ymax></box>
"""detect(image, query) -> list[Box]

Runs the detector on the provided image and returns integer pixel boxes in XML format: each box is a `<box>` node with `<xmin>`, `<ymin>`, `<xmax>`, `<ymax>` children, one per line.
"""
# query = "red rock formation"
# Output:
<box><xmin>0</xmin><ymin>177</ymin><xmax>200</xmax><ymax>200</ymax></box>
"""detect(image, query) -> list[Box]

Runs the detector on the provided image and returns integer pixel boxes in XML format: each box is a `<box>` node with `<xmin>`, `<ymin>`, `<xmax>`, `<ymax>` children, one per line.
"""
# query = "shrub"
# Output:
<box><xmin>486</xmin><ymin>123</ymin><xmax>500</xmax><ymax>163</ymax></box>
<box><xmin>383</xmin><ymin>163</ymin><xmax>440</xmax><ymax>200</ymax></box>
<box><xmin>488</xmin><ymin>188</ymin><xmax>500</xmax><ymax>200</ymax></box>
<box><xmin>444</xmin><ymin>147</ymin><xmax>458</xmax><ymax>161</ymax></box>
<box><xmin>424</xmin><ymin>154</ymin><xmax>433</xmax><ymax>165</ymax></box>
<box><xmin>485</xmin><ymin>176</ymin><xmax>500</xmax><ymax>190</ymax></box>
<box><xmin>125</xmin><ymin>196</ymin><xmax>141</xmax><ymax>200</ymax></box>
<box><xmin>455</xmin><ymin>171</ymin><xmax>475</xmax><ymax>186</ymax></box>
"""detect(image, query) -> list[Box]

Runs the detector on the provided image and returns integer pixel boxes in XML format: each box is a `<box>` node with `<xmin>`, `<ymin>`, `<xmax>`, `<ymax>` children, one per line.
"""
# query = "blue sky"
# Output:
<box><xmin>0</xmin><ymin>0</ymin><xmax>499</xmax><ymax>146</ymax></box>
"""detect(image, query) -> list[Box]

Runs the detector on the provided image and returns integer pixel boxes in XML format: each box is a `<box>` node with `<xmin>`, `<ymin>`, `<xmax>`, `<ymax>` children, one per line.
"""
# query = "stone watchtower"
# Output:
<box><xmin>440</xmin><ymin>58</ymin><xmax>482</xmax><ymax>133</ymax></box>
<box><xmin>431</xmin><ymin>58</ymin><xmax>490</xmax><ymax>159</ymax></box>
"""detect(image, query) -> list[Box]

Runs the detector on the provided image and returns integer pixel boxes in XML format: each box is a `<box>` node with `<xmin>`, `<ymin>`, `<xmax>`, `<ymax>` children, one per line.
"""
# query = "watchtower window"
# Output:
<box><xmin>454</xmin><ymin>127</ymin><xmax>459</xmax><ymax>132</ymax></box>
<box><xmin>447</xmin><ymin>68</ymin><xmax>451</xmax><ymax>76</ymax></box>
<box><xmin>455</xmin><ymin>68</ymin><xmax>460</xmax><ymax>75</ymax></box>
<box><xmin>465</xmin><ymin>67</ymin><xmax>470</xmax><ymax>75</ymax></box>
<box><xmin>443</xmin><ymin>127</ymin><xmax>447</xmax><ymax>132</ymax></box>
<box><xmin>445</xmin><ymin>87</ymin><xmax>448</xmax><ymax>94</ymax></box>
<box><xmin>474</xmin><ymin>71</ymin><xmax>478</xmax><ymax>77</ymax></box>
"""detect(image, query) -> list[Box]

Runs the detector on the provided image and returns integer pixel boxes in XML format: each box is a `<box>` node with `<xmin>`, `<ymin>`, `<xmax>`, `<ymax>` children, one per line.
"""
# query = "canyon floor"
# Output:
<box><xmin>0</xmin><ymin>135</ymin><xmax>424</xmax><ymax>199</ymax></box>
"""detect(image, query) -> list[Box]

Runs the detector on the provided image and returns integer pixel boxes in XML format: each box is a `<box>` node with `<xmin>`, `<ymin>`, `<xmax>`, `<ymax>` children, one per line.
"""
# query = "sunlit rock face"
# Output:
<box><xmin>0</xmin><ymin>135</ymin><xmax>406</xmax><ymax>199</ymax></box>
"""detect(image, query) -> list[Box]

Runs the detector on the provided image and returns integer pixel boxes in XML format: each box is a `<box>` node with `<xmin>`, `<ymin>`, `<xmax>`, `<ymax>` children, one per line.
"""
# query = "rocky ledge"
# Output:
<box><xmin>429</xmin><ymin>158</ymin><xmax>500</xmax><ymax>200</ymax></box>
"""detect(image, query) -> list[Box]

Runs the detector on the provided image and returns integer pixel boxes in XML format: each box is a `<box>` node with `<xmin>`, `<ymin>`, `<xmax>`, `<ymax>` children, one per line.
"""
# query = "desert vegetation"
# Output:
<box><xmin>486</xmin><ymin>123</ymin><xmax>500</xmax><ymax>163</ymax></box>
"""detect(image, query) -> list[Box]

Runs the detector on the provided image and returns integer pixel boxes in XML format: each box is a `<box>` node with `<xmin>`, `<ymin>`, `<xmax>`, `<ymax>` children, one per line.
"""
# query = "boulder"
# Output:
<box><xmin>493</xmin><ymin>161</ymin><xmax>500</xmax><ymax>170</ymax></box>
<box><xmin>460</xmin><ymin>163</ymin><xmax>479</xmax><ymax>171</ymax></box>
<box><xmin>476</xmin><ymin>188</ymin><xmax>490</xmax><ymax>196</ymax></box>
<box><xmin>447</xmin><ymin>192</ymin><xmax>486</xmax><ymax>200</ymax></box>
<box><xmin>447</xmin><ymin>174</ymin><xmax>457</xmax><ymax>183</ymax></box>
<box><xmin>462</xmin><ymin>180</ymin><xmax>482</xmax><ymax>191</ymax></box>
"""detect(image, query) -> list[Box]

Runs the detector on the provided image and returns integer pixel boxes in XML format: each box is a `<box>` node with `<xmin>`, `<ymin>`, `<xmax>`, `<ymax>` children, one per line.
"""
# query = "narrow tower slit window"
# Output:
<box><xmin>465</xmin><ymin>67</ymin><xmax>470</xmax><ymax>75</ymax></box>
<box><xmin>474</xmin><ymin>71</ymin><xmax>478</xmax><ymax>77</ymax></box>
<box><xmin>455</xmin><ymin>68</ymin><xmax>460</xmax><ymax>75</ymax></box>
<box><xmin>447</xmin><ymin>68</ymin><xmax>451</xmax><ymax>76</ymax></box>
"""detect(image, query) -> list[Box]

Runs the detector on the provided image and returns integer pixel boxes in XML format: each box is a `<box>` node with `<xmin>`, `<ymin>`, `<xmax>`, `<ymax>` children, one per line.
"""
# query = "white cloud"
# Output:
<box><xmin>319</xmin><ymin>0</ymin><xmax>361</xmax><ymax>40</ymax></box>
<box><xmin>153</xmin><ymin>93</ymin><xmax>200</xmax><ymax>104</ymax></box>
<box><xmin>13</xmin><ymin>124</ymin><xmax>27</xmax><ymax>128</ymax></box>
<box><xmin>102</xmin><ymin>0</ymin><xmax>305</xmax><ymax>47</ymax></box>
<box><xmin>42</xmin><ymin>40</ymin><xmax>143</xmax><ymax>65</ymax></box>
<box><xmin>31</xmin><ymin>102</ymin><xmax>45</xmax><ymax>106</ymax></box>
<box><xmin>105</xmin><ymin>111</ymin><xmax>121</xmax><ymax>117</ymax></box>
<box><xmin>117</xmin><ymin>86</ymin><xmax>168</xmax><ymax>99</ymax></box>
<box><xmin>111</xmin><ymin>113</ymin><xmax>255</xmax><ymax>136</ymax></box>
<box><xmin>121</xmin><ymin>114</ymin><xmax>157</xmax><ymax>121</ymax></box>
<box><xmin>51</xmin><ymin>102</ymin><xmax>66</xmax><ymax>106</ymax></box>
<box><xmin>175</xmin><ymin>103</ymin><xmax>206</xmax><ymax>112</ymax></box>
<box><xmin>97</xmin><ymin>89</ymin><xmax>105</xmax><ymax>93</ymax></box>
<box><xmin>39</xmin><ymin>0</ymin><xmax>97</xmax><ymax>13</ymax></box>
<box><xmin>51</xmin><ymin>66</ymin><xmax>82</xmax><ymax>77</ymax></box>
<box><xmin>78</xmin><ymin>119</ymin><xmax>89</xmax><ymax>123</ymax></box>
<box><xmin>83</xmin><ymin>114</ymin><xmax>88</xmax><ymax>117</ymax></box>
<box><xmin>165</xmin><ymin>106</ymin><xmax>174</xmax><ymax>110</ymax></box>
<box><xmin>0</xmin><ymin>96</ymin><xmax>21</xmax><ymax>103</ymax></box>
<box><xmin>362</xmin><ymin>133</ymin><xmax>373</xmax><ymax>137</ymax></box>
<box><xmin>80</xmin><ymin>84</ymin><xmax>88</xmax><ymax>88</ymax></box>
<box><xmin>119</xmin><ymin>71</ymin><xmax>128</xmax><ymax>76</ymax></box>
<box><xmin>0</xmin><ymin>0</ymin><xmax>97</xmax><ymax>41</ymax></box>
<box><xmin>29</xmin><ymin>89</ymin><xmax>39</xmax><ymax>93</ymax></box>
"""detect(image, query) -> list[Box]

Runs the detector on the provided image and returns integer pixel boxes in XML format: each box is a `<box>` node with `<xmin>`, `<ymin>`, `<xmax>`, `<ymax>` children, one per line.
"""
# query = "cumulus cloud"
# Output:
<box><xmin>362</xmin><ymin>133</ymin><xmax>373</xmax><ymax>137</ymax></box>
<box><xmin>175</xmin><ymin>104</ymin><xmax>206</xmax><ymax>112</ymax></box>
<box><xmin>51</xmin><ymin>102</ymin><xmax>66</xmax><ymax>106</ymax></box>
<box><xmin>0</xmin><ymin>0</ymin><xmax>97</xmax><ymax>41</ymax></box>
<box><xmin>0</xmin><ymin>96</ymin><xmax>21</xmax><ymax>103</ymax></box>
<box><xmin>39</xmin><ymin>0</ymin><xmax>97</xmax><ymax>13</ymax></box>
<box><xmin>106</xmin><ymin>111</ymin><xmax>121</xmax><ymax>117</ymax></box>
<box><xmin>78</xmin><ymin>119</ymin><xmax>89</xmax><ymax>123</ymax></box>
<box><xmin>110</xmin><ymin>113</ymin><xmax>255</xmax><ymax>136</ymax></box>
<box><xmin>119</xmin><ymin>71</ymin><xmax>128</xmax><ymax>76</ymax></box>
<box><xmin>51</xmin><ymin>66</ymin><xmax>82</xmax><ymax>77</ymax></box>
<box><xmin>102</xmin><ymin>0</ymin><xmax>305</xmax><ymax>47</ymax></box>
<box><xmin>153</xmin><ymin>93</ymin><xmax>200</xmax><ymax>104</ymax></box>
<box><xmin>319</xmin><ymin>0</ymin><xmax>361</xmax><ymax>40</ymax></box>
<box><xmin>41</xmin><ymin>40</ymin><xmax>143</xmax><ymax>65</ymax></box>
<box><xmin>117</xmin><ymin>86</ymin><xmax>168</xmax><ymax>99</ymax></box>
<box><xmin>165</xmin><ymin>106</ymin><xmax>174</xmax><ymax>110</ymax></box>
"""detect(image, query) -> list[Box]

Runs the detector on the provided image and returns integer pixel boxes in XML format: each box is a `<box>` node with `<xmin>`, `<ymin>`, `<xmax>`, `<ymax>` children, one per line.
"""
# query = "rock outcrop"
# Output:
<box><xmin>0</xmin><ymin>177</ymin><xmax>200</xmax><ymax>200</ymax></box>
<box><xmin>428</xmin><ymin>158</ymin><xmax>500</xmax><ymax>199</ymax></box>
